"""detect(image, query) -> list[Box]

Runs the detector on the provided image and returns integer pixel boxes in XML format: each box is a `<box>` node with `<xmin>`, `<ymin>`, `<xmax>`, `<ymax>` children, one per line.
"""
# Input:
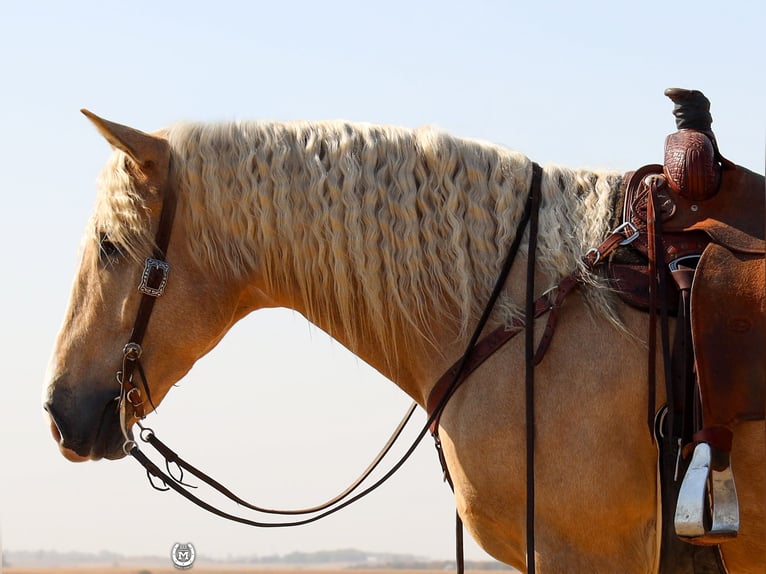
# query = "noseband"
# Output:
<box><xmin>116</xmin><ymin>170</ymin><xmax>177</xmax><ymax>452</ymax></box>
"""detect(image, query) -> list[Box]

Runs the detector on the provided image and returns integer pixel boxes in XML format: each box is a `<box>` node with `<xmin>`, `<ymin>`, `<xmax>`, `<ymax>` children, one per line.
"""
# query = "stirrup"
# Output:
<box><xmin>674</xmin><ymin>442</ymin><xmax>739</xmax><ymax>544</ymax></box>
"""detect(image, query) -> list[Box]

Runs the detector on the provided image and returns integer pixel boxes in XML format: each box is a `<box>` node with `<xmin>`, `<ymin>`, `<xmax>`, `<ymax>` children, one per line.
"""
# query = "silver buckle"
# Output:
<box><xmin>583</xmin><ymin>221</ymin><xmax>640</xmax><ymax>267</ymax></box>
<box><xmin>585</xmin><ymin>247</ymin><xmax>602</xmax><ymax>266</ymax></box>
<box><xmin>614</xmin><ymin>221</ymin><xmax>640</xmax><ymax>245</ymax></box>
<box><xmin>138</xmin><ymin>258</ymin><xmax>170</xmax><ymax>297</ymax></box>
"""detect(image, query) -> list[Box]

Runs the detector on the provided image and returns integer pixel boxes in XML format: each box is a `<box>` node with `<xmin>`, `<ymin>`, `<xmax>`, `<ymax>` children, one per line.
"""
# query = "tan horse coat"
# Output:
<box><xmin>44</xmin><ymin>114</ymin><xmax>765</xmax><ymax>572</ymax></box>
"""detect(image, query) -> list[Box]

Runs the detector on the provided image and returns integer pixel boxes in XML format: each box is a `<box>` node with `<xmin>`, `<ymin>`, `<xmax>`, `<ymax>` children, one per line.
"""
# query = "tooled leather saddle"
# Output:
<box><xmin>426</xmin><ymin>89</ymin><xmax>762</xmax><ymax>573</ymax></box>
<box><xmin>607</xmin><ymin>88</ymin><xmax>764</xmax><ymax>571</ymax></box>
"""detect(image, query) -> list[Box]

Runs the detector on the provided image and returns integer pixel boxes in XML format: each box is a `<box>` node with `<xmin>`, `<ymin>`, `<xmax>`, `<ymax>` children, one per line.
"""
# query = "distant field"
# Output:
<box><xmin>5</xmin><ymin>568</ymin><xmax>453</xmax><ymax>574</ymax></box>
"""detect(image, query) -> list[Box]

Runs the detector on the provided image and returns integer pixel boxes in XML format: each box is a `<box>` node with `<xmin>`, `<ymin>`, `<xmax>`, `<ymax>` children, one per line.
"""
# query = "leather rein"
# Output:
<box><xmin>118</xmin><ymin>172</ymin><xmax>429</xmax><ymax>525</ymax></box>
<box><xmin>116</xmin><ymin>160</ymin><xmax>608</xmax><ymax>572</ymax></box>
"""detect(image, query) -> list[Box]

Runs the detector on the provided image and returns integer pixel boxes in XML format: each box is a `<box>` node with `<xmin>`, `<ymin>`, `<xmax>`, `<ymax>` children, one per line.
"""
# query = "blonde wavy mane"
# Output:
<box><xmin>91</xmin><ymin>120</ymin><xmax>623</xmax><ymax>356</ymax></box>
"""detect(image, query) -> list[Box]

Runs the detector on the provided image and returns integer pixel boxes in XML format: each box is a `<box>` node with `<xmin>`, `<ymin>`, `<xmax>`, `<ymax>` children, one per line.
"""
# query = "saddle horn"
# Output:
<box><xmin>662</xmin><ymin>88</ymin><xmax>722</xmax><ymax>201</ymax></box>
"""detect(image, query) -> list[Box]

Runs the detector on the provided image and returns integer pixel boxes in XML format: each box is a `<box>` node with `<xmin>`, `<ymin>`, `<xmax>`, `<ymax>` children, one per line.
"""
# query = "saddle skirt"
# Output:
<box><xmin>693</xmin><ymin>243</ymin><xmax>765</xmax><ymax>426</ymax></box>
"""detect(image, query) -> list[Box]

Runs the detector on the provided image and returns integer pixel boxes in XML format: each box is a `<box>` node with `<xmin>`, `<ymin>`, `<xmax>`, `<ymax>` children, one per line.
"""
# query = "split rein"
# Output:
<box><xmin>115</xmin><ymin>162</ymin><xmax>629</xmax><ymax>572</ymax></box>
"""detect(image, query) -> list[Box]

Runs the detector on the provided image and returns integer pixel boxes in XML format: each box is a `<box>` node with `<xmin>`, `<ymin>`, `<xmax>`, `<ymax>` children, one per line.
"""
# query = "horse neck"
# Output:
<box><xmin>171</xmin><ymin>121</ymin><xmax>621</xmax><ymax>404</ymax></box>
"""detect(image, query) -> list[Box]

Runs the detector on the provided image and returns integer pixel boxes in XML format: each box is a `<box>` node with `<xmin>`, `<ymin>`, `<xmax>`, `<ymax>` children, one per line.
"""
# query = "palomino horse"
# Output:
<box><xmin>44</xmin><ymin>112</ymin><xmax>765</xmax><ymax>572</ymax></box>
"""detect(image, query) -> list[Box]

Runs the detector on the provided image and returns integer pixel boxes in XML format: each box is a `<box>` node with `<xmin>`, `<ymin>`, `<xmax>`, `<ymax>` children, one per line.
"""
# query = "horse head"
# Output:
<box><xmin>43</xmin><ymin>112</ymin><xmax>262</xmax><ymax>461</ymax></box>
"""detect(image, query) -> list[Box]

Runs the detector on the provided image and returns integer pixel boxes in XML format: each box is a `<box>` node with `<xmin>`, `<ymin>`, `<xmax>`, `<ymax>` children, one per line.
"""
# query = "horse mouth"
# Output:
<box><xmin>45</xmin><ymin>395</ymin><xmax>131</xmax><ymax>461</ymax></box>
<box><xmin>47</xmin><ymin>418</ymin><xmax>90</xmax><ymax>462</ymax></box>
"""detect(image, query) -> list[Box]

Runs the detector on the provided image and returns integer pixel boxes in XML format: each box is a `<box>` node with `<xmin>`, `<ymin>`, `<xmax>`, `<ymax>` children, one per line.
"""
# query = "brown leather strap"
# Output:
<box><xmin>426</xmin><ymin>296</ymin><xmax>552</xmax><ymax>430</ymax></box>
<box><xmin>426</xmin><ymin>162</ymin><xmax>542</xmax><ymax>574</ymax></box>
<box><xmin>692</xmin><ymin>426</ymin><xmax>734</xmax><ymax>455</ymax></box>
<box><xmin>426</xmin><ymin>268</ymin><xmax>583</xmax><ymax>431</ymax></box>
<box><xmin>426</xmin><ymin>163</ymin><xmax>542</xmax><ymax>432</ymax></box>
<box><xmin>584</xmin><ymin>228</ymin><xmax>632</xmax><ymax>268</ymax></box>
<box><xmin>645</xmin><ymin>176</ymin><xmax>675</xmax><ymax>437</ymax></box>
<box><xmin>533</xmin><ymin>271</ymin><xmax>581</xmax><ymax>364</ymax></box>
<box><xmin>646</xmin><ymin>181</ymin><xmax>659</xmax><ymax>437</ymax></box>
<box><xmin>524</xmin><ymin>162</ymin><xmax>542</xmax><ymax>574</ymax></box>
<box><xmin>139</xmin><ymin>401</ymin><xmax>420</xmax><ymax>515</ymax></box>
<box><xmin>669</xmin><ymin>265</ymin><xmax>698</xmax><ymax>446</ymax></box>
<box><xmin>120</xmin><ymin>165</ymin><xmax>179</xmax><ymax>417</ymax></box>
<box><xmin>130</xmin><ymin>179</ymin><xmax>178</xmax><ymax>342</ymax></box>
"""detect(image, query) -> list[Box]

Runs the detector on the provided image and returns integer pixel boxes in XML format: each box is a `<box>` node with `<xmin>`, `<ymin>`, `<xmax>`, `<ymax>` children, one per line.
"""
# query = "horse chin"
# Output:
<box><xmin>59</xmin><ymin>444</ymin><xmax>95</xmax><ymax>463</ymax></box>
<box><xmin>66</xmin><ymin>435</ymin><xmax>128</xmax><ymax>461</ymax></box>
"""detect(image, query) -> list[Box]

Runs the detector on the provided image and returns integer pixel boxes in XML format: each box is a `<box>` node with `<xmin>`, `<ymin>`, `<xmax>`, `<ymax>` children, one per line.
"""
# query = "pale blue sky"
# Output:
<box><xmin>1</xmin><ymin>0</ymin><xmax>763</xmax><ymax>565</ymax></box>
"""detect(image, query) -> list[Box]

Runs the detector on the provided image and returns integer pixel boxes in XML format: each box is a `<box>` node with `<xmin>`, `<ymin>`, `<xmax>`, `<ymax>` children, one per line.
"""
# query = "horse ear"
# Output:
<box><xmin>81</xmin><ymin>109</ymin><xmax>168</xmax><ymax>172</ymax></box>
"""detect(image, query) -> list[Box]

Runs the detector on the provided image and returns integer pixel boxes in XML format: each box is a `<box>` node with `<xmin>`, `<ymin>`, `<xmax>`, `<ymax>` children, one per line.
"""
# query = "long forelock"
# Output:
<box><xmin>87</xmin><ymin>150</ymin><xmax>158</xmax><ymax>268</ymax></box>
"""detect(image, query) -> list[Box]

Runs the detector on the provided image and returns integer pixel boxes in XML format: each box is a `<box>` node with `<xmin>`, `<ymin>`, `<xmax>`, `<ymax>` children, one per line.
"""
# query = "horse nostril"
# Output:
<box><xmin>48</xmin><ymin>415</ymin><xmax>63</xmax><ymax>443</ymax></box>
<box><xmin>44</xmin><ymin>400</ymin><xmax>93</xmax><ymax>462</ymax></box>
<box><xmin>44</xmin><ymin>401</ymin><xmax>66</xmax><ymax>443</ymax></box>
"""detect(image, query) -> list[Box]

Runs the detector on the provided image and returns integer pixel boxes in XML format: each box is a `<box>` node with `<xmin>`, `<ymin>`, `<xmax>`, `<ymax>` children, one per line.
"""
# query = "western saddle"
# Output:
<box><xmin>422</xmin><ymin>88</ymin><xmax>762</xmax><ymax>571</ymax></box>
<box><xmin>608</xmin><ymin>88</ymin><xmax>765</xmax><ymax>547</ymax></box>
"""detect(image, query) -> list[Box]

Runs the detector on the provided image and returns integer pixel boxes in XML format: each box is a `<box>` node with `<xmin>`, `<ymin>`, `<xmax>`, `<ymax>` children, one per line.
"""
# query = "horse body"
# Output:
<box><xmin>43</xmin><ymin>114</ymin><xmax>764</xmax><ymax>572</ymax></box>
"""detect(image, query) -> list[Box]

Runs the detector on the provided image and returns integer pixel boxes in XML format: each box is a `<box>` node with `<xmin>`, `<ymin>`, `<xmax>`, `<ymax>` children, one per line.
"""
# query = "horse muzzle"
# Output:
<box><xmin>43</xmin><ymin>382</ymin><xmax>129</xmax><ymax>461</ymax></box>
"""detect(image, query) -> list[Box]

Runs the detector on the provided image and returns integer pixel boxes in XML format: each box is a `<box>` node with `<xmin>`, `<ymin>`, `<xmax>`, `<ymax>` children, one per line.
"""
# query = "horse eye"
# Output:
<box><xmin>98</xmin><ymin>233</ymin><xmax>123</xmax><ymax>262</ymax></box>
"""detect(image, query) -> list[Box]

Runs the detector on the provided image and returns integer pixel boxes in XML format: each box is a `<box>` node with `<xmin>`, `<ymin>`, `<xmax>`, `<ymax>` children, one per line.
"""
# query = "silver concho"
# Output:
<box><xmin>138</xmin><ymin>258</ymin><xmax>170</xmax><ymax>297</ymax></box>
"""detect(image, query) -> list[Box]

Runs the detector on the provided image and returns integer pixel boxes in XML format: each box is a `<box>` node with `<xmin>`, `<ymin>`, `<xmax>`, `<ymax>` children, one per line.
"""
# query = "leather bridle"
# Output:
<box><xmin>116</xmin><ymin>165</ymin><xmax>177</xmax><ymax>451</ymax></box>
<box><xmin>116</xmin><ymin>159</ymin><xmax>552</xmax><ymax>573</ymax></box>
